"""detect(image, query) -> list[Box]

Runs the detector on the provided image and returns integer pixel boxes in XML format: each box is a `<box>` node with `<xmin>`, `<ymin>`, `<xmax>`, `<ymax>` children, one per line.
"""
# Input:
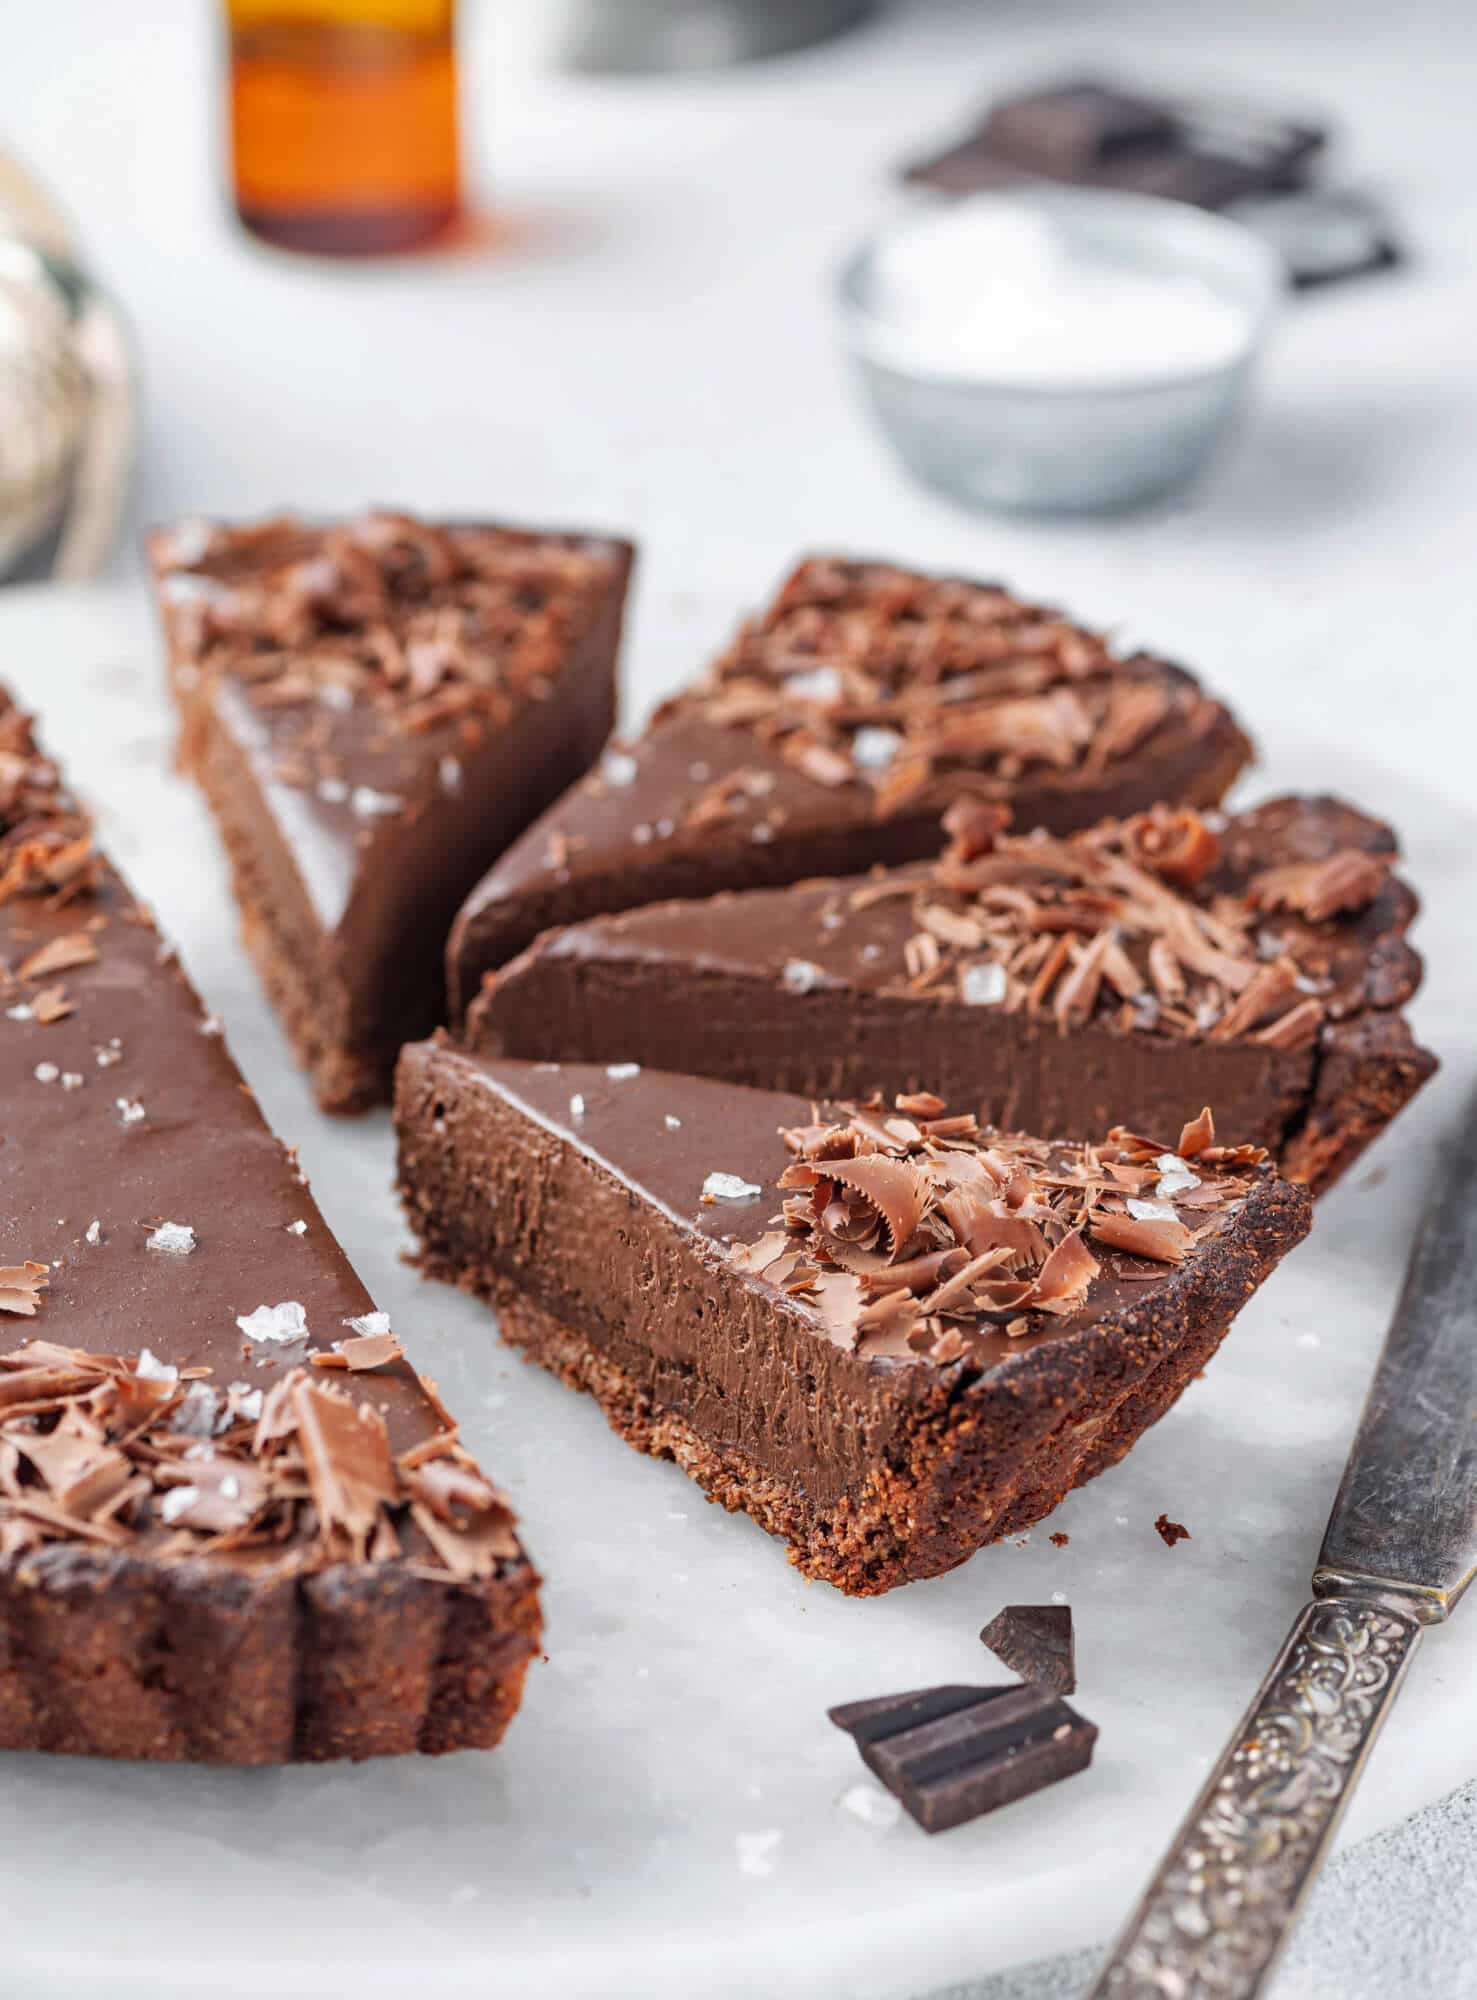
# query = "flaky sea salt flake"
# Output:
<box><xmin>703</xmin><ymin>1172</ymin><xmax>762</xmax><ymax>1203</ymax></box>
<box><xmin>351</xmin><ymin>784</ymin><xmax>404</xmax><ymax>820</ymax></box>
<box><xmin>116</xmin><ymin>1097</ymin><xmax>146</xmax><ymax>1124</ymax></box>
<box><xmin>852</xmin><ymin>726</ymin><xmax>902</xmax><ymax>771</ymax></box>
<box><xmin>236</xmin><ymin>1300</ymin><xmax>309</xmax><ymax>1345</ymax></box>
<box><xmin>782</xmin><ymin>960</ymin><xmax>822</xmax><ymax>995</ymax></box>
<box><xmin>135</xmin><ymin>1348</ymin><xmax>178</xmax><ymax>1383</ymax></box>
<box><xmin>1127</xmin><ymin>1199</ymin><xmax>1179</xmax><ymax>1224</ymax></box>
<box><xmin>343</xmin><ymin>1311</ymin><xmax>391</xmax><ymax>1340</ymax></box>
<box><xmin>606</xmin><ymin>1063</ymin><xmax>641</xmax><ymax>1081</ymax></box>
<box><xmin>961</xmin><ymin>962</ymin><xmax>1008</xmax><ymax>1007</ymax></box>
<box><xmin>147</xmin><ymin>1222</ymin><xmax>197</xmax><ymax>1255</ymax></box>
<box><xmin>839</xmin><ymin>1783</ymin><xmax>902</xmax><ymax>1831</ymax></box>
<box><xmin>737</xmin><ymin>1830</ymin><xmax>783</xmax><ymax>1878</ymax></box>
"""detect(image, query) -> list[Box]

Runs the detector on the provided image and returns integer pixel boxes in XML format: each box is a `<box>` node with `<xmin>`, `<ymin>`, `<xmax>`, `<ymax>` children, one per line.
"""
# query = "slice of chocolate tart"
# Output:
<box><xmin>0</xmin><ymin>692</ymin><xmax>540</xmax><ymax>1763</ymax></box>
<box><xmin>394</xmin><ymin>1052</ymin><xmax>1310</xmax><ymax>1595</ymax></box>
<box><xmin>467</xmin><ymin>794</ymin><xmax>1435</xmax><ymax>1195</ymax></box>
<box><xmin>446</xmin><ymin>556</ymin><xmax>1254</xmax><ymax>1013</ymax></box>
<box><xmin>148</xmin><ymin>509</ymin><xmax>634</xmax><ymax>1112</ymax></box>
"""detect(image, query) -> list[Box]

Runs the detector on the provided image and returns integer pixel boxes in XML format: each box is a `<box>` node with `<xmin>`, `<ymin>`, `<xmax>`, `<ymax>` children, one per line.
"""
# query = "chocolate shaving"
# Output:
<box><xmin>18</xmin><ymin>932</ymin><xmax>98</xmax><ymax>980</ymax></box>
<box><xmin>662</xmin><ymin>559</ymin><xmax>1200</xmax><ymax>814</ymax></box>
<box><xmin>1247</xmin><ymin>849</ymin><xmax>1389</xmax><ymax>923</ymax></box>
<box><xmin>0</xmin><ymin>1263</ymin><xmax>49</xmax><ymax>1317</ymax></box>
<box><xmin>150</xmin><ymin>511</ymin><xmax>619</xmax><ymax>750</ymax></box>
<box><xmin>763</xmin><ymin>1096</ymin><xmax>1261</xmax><ymax>1359</ymax></box>
<box><xmin>0</xmin><ymin>1342</ymin><xmax>520</xmax><ymax>1581</ymax></box>
<box><xmin>1089</xmin><ymin>1211</ymin><xmax>1194</xmax><ymax>1264</ymax></box>
<box><xmin>833</xmin><ymin>801</ymin><xmax>1371</xmax><ymax>1050</ymax></box>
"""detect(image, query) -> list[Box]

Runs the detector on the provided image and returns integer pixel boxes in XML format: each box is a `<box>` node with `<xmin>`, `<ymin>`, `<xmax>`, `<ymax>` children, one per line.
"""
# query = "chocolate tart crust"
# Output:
<box><xmin>0</xmin><ymin>1546</ymin><xmax>540</xmax><ymax>1763</ymax></box>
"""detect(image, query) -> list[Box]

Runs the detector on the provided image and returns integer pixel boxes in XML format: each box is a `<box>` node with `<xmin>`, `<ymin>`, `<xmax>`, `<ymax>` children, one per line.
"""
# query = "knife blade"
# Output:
<box><xmin>1089</xmin><ymin>1092</ymin><xmax>1476</xmax><ymax>1999</ymax></box>
<box><xmin>1315</xmin><ymin>1098</ymin><xmax>1477</xmax><ymax>1615</ymax></box>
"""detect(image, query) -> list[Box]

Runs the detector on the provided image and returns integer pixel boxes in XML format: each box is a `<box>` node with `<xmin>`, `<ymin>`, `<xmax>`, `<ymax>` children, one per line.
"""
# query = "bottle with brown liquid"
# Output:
<box><xmin>226</xmin><ymin>0</ymin><xmax>460</xmax><ymax>256</ymax></box>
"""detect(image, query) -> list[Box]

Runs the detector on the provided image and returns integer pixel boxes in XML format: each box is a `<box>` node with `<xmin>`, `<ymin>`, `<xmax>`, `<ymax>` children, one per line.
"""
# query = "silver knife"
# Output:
<box><xmin>1089</xmin><ymin>1101</ymin><xmax>1477</xmax><ymax>2000</ymax></box>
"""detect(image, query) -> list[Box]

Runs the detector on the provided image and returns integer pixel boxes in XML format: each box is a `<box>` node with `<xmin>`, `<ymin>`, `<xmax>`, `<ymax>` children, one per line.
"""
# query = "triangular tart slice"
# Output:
<box><xmin>0</xmin><ymin>691</ymin><xmax>539</xmax><ymax>1763</ymax></box>
<box><xmin>466</xmin><ymin>793</ymin><xmax>1435</xmax><ymax>1195</ymax></box>
<box><xmin>395</xmin><ymin>1051</ymin><xmax>1309</xmax><ymax>1595</ymax></box>
<box><xmin>447</xmin><ymin>555</ymin><xmax>1253</xmax><ymax>1014</ymax></box>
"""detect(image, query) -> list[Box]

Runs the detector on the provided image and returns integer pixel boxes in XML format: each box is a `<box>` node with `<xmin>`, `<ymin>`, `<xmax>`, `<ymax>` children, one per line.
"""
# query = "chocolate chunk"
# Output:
<box><xmin>396</xmin><ymin>1053</ymin><xmax>1312</xmax><ymax>1593</ymax></box>
<box><xmin>980</xmin><ymin>1604</ymin><xmax>1076</xmax><ymax>1694</ymax></box>
<box><xmin>1155</xmin><ymin>1512</ymin><xmax>1192</xmax><ymax>1547</ymax></box>
<box><xmin>830</xmin><ymin>1682</ymin><xmax>1097</xmax><ymax>1833</ymax></box>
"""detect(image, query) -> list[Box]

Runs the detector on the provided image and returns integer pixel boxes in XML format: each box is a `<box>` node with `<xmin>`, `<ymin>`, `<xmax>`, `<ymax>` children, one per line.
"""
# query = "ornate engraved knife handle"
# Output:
<box><xmin>1088</xmin><ymin>1595</ymin><xmax>1425</xmax><ymax>2000</ymax></box>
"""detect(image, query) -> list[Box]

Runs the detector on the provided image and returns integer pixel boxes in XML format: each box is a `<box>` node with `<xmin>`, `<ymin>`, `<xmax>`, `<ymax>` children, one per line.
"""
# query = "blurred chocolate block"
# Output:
<box><xmin>903</xmin><ymin>77</ymin><xmax>1326</xmax><ymax>211</ymax></box>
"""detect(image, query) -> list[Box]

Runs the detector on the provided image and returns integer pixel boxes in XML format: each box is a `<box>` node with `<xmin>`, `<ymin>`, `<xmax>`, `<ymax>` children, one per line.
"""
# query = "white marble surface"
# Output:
<box><xmin>1</xmin><ymin>3</ymin><xmax>1475</xmax><ymax>1996</ymax></box>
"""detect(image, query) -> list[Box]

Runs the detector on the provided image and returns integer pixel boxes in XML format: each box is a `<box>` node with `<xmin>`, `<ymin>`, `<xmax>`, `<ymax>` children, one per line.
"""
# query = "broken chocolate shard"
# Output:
<box><xmin>148</xmin><ymin>510</ymin><xmax>634</xmax><ymax>1112</ymax></box>
<box><xmin>980</xmin><ymin>1603</ymin><xmax>1076</xmax><ymax>1695</ymax></box>
<box><xmin>447</xmin><ymin>555</ymin><xmax>1253</xmax><ymax>1009</ymax></box>
<box><xmin>1155</xmin><ymin>1512</ymin><xmax>1192</xmax><ymax>1547</ymax></box>
<box><xmin>831</xmin><ymin>1681</ymin><xmax>1097</xmax><ymax>1834</ymax></box>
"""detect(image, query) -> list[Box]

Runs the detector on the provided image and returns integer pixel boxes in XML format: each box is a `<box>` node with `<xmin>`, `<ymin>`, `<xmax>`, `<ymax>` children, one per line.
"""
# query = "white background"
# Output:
<box><xmin>1</xmin><ymin>3</ymin><xmax>1474</xmax><ymax>1995</ymax></box>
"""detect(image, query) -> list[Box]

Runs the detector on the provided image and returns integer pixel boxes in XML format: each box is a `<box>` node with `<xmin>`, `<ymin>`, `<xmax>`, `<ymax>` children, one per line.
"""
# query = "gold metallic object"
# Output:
<box><xmin>0</xmin><ymin>153</ymin><xmax>133</xmax><ymax>582</ymax></box>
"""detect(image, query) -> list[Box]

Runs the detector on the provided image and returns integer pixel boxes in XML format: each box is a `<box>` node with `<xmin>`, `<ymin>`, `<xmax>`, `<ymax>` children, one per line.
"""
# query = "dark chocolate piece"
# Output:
<box><xmin>903</xmin><ymin>78</ymin><xmax>1325</xmax><ymax>210</ymax></box>
<box><xmin>0</xmin><ymin>690</ymin><xmax>540</xmax><ymax>1763</ymax></box>
<box><xmin>447</xmin><ymin>556</ymin><xmax>1253</xmax><ymax>1010</ymax></box>
<box><xmin>1155</xmin><ymin>1512</ymin><xmax>1192</xmax><ymax>1548</ymax></box>
<box><xmin>395</xmin><ymin>1054</ymin><xmax>1312</xmax><ymax>1593</ymax></box>
<box><xmin>467</xmin><ymin>794</ymin><xmax>1436</xmax><ymax>1196</ymax></box>
<box><xmin>148</xmin><ymin>510</ymin><xmax>634</xmax><ymax>1112</ymax></box>
<box><xmin>830</xmin><ymin>1682</ymin><xmax>1097</xmax><ymax>1833</ymax></box>
<box><xmin>980</xmin><ymin>1604</ymin><xmax>1076</xmax><ymax>1695</ymax></box>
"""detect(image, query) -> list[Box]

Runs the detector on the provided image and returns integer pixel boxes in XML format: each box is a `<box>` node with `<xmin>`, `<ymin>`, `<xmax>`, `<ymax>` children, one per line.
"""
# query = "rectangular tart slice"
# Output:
<box><xmin>466</xmin><ymin>794</ymin><xmax>1435</xmax><ymax>1194</ymax></box>
<box><xmin>395</xmin><ymin>1051</ymin><xmax>1310</xmax><ymax>1595</ymax></box>
<box><xmin>148</xmin><ymin>509</ymin><xmax>634</xmax><ymax>1112</ymax></box>
<box><xmin>446</xmin><ymin>556</ymin><xmax>1253</xmax><ymax>1012</ymax></box>
<box><xmin>0</xmin><ymin>691</ymin><xmax>540</xmax><ymax>1762</ymax></box>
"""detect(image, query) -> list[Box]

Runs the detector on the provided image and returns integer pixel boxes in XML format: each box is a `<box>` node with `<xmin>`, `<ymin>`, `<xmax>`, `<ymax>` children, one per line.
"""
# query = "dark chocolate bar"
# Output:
<box><xmin>830</xmin><ymin>1682</ymin><xmax>1097</xmax><ymax>1833</ymax></box>
<box><xmin>903</xmin><ymin>76</ymin><xmax>1325</xmax><ymax>211</ymax></box>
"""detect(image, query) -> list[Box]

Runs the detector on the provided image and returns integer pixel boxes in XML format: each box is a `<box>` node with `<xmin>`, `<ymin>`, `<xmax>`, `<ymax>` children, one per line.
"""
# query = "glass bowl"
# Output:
<box><xmin>836</xmin><ymin>187</ymin><xmax>1283</xmax><ymax>514</ymax></box>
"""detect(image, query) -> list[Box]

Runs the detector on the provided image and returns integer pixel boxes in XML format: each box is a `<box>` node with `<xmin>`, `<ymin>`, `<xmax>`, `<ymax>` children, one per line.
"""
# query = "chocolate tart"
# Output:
<box><xmin>395</xmin><ymin>1052</ymin><xmax>1310</xmax><ymax>1595</ymax></box>
<box><xmin>446</xmin><ymin>556</ymin><xmax>1254</xmax><ymax>1014</ymax></box>
<box><xmin>467</xmin><ymin>794</ymin><xmax>1434</xmax><ymax>1195</ymax></box>
<box><xmin>0</xmin><ymin>692</ymin><xmax>540</xmax><ymax>1762</ymax></box>
<box><xmin>148</xmin><ymin>510</ymin><xmax>634</xmax><ymax>1112</ymax></box>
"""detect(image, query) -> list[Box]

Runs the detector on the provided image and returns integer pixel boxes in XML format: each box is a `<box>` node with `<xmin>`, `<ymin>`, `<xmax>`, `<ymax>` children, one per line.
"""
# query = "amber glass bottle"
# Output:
<box><xmin>226</xmin><ymin>0</ymin><xmax>460</xmax><ymax>255</ymax></box>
